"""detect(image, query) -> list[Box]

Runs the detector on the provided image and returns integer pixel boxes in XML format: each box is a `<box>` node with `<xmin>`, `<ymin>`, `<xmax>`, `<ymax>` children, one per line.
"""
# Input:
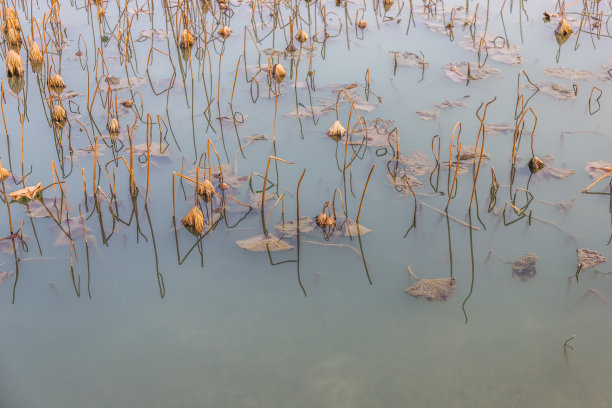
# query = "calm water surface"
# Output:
<box><xmin>1</xmin><ymin>0</ymin><xmax>612</xmax><ymax>406</ymax></box>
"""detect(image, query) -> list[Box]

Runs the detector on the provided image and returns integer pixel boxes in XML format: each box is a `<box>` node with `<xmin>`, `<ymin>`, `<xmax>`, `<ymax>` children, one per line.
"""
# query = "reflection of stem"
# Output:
<box><xmin>302</xmin><ymin>240</ymin><xmax>364</xmax><ymax>260</ymax></box>
<box><xmin>421</xmin><ymin>202</ymin><xmax>480</xmax><ymax>230</ymax></box>
<box><xmin>79</xmin><ymin>206</ymin><xmax>92</xmax><ymax>299</ymax></box>
<box><xmin>462</xmin><ymin>210</ymin><xmax>476</xmax><ymax>324</ymax></box>
<box><xmin>145</xmin><ymin>205</ymin><xmax>165</xmax><ymax>299</ymax></box>
<box><xmin>296</xmin><ymin>169</ymin><xmax>306</xmax><ymax>297</ymax></box>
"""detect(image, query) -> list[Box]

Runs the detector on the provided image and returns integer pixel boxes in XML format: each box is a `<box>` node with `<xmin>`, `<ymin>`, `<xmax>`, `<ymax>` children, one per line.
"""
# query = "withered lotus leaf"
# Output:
<box><xmin>577</xmin><ymin>249</ymin><xmax>606</xmax><ymax>270</ymax></box>
<box><xmin>406</xmin><ymin>278</ymin><xmax>456</xmax><ymax>301</ymax></box>
<box><xmin>8</xmin><ymin>182</ymin><xmax>42</xmax><ymax>204</ymax></box>
<box><xmin>236</xmin><ymin>234</ymin><xmax>293</xmax><ymax>252</ymax></box>
<box><xmin>512</xmin><ymin>253</ymin><xmax>538</xmax><ymax>281</ymax></box>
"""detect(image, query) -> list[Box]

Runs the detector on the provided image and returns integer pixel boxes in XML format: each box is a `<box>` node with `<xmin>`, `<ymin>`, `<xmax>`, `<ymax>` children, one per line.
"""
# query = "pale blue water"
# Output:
<box><xmin>2</xmin><ymin>0</ymin><xmax>612</xmax><ymax>407</ymax></box>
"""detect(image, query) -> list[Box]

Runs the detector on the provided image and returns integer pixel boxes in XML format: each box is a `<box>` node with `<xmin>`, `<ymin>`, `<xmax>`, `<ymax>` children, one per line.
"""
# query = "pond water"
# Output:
<box><xmin>2</xmin><ymin>0</ymin><xmax>612</xmax><ymax>406</ymax></box>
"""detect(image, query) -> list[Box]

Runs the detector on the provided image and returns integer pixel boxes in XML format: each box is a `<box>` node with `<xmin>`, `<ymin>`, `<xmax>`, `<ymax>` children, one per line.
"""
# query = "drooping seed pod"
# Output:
<box><xmin>51</xmin><ymin>104</ymin><xmax>67</xmax><ymax>123</ymax></box>
<box><xmin>0</xmin><ymin>160</ymin><xmax>11</xmax><ymax>182</ymax></box>
<box><xmin>554</xmin><ymin>18</ymin><xmax>573</xmax><ymax>38</ymax></box>
<box><xmin>219</xmin><ymin>182</ymin><xmax>230</xmax><ymax>191</ymax></box>
<box><xmin>49</xmin><ymin>73</ymin><xmax>65</xmax><ymax>89</ymax></box>
<box><xmin>197</xmin><ymin>179</ymin><xmax>216</xmax><ymax>200</ymax></box>
<box><xmin>295</xmin><ymin>30</ymin><xmax>308</xmax><ymax>43</ymax></box>
<box><xmin>315</xmin><ymin>212</ymin><xmax>327</xmax><ymax>228</ymax></box>
<box><xmin>6</xmin><ymin>27</ymin><xmax>21</xmax><ymax>46</ymax></box>
<box><xmin>182</xmin><ymin>205</ymin><xmax>204</xmax><ymax>234</ymax></box>
<box><xmin>327</xmin><ymin>120</ymin><xmax>346</xmax><ymax>138</ymax></box>
<box><xmin>179</xmin><ymin>29</ymin><xmax>194</xmax><ymax>48</ymax></box>
<box><xmin>29</xmin><ymin>41</ymin><xmax>43</xmax><ymax>64</ymax></box>
<box><xmin>219</xmin><ymin>26</ymin><xmax>232</xmax><ymax>38</ymax></box>
<box><xmin>107</xmin><ymin>118</ymin><xmax>120</xmax><ymax>134</ymax></box>
<box><xmin>528</xmin><ymin>156</ymin><xmax>545</xmax><ymax>173</ymax></box>
<box><xmin>272</xmin><ymin>63</ymin><xmax>286</xmax><ymax>83</ymax></box>
<box><xmin>357</xmin><ymin>20</ymin><xmax>367</xmax><ymax>29</ymax></box>
<box><xmin>325</xmin><ymin>216</ymin><xmax>336</xmax><ymax>228</ymax></box>
<box><xmin>121</xmin><ymin>99</ymin><xmax>133</xmax><ymax>108</ymax></box>
<box><xmin>383</xmin><ymin>0</ymin><xmax>393</xmax><ymax>11</ymax></box>
<box><xmin>4</xmin><ymin>8</ymin><xmax>21</xmax><ymax>32</ymax></box>
<box><xmin>5</xmin><ymin>49</ymin><xmax>24</xmax><ymax>77</ymax></box>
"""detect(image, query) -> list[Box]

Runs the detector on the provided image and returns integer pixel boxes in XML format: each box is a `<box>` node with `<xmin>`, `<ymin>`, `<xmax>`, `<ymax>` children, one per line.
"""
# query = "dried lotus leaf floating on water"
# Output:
<box><xmin>416</xmin><ymin>109</ymin><xmax>440</xmax><ymax>121</ymax></box>
<box><xmin>350</xmin><ymin>119</ymin><xmax>397</xmax><ymax>147</ymax></box>
<box><xmin>585</xmin><ymin>160</ymin><xmax>612</xmax><ymax>179</ymax></box>
<box><xmin>138</xmin><ymin>28</ymin><xmax>169</xmax><ymax>40</ymax></box>
<box><xmin>8</xmin><ymin>182</ymin><xmax>42</xmax><ymax>204</ymax></box>
<box><xmin>405</xmin><ymin>278</ymin><xmax>456</xmax><ymax>301</ymax></box>
<box><xmin>456</xmin><ymin>145</ymin><xmax>490</xmax><ymax>161</ymax></box>
<box><xmin>485</xmin><ymin>123</ymin><xmax>514</xmax><ymax>134</ymax></box>
<box><xmin>526</xmin><ymin>82</ymin><xmax>576</xmax><ymax>100</ymax></box>
<box><xmin>537</xmin><ymin>155</ymin><xmax>575</xmax><ymax>179</ymax></box>
<box><xmin>512</xmin><ymin>253</ymin><xmax>538</xmax><ymax>281</ymax></box>
<box><xmin>444</xmin><ymin>62</ymin><xmax>500</xmax><ymax>83</ymax></box>
<box><xmin>99</xmin><ymin>75</ymin><xmax>145</xmax><ymax>92</ymax></box>
<box><xmin>236</xmin><ymin>234</ymin><xmax>293</xmax><ymax>252</ymax></box>
<box><xmin>518</xmin><ymin>155</ymin><xmax>575</xmax><ymax>179</ymax></box>
<box><xmin>459</xmin><ymin>34</ymin><xmax>524</xmax><ymax>65</ymax></box>
<box><xmin>405</xmin><ymin>267</ymin><xmax>456</xmax><ymax>301</ymax></box>
<box><xmin>432</xmin><ymin>96</ymin><xmax>470</xmax><ymax>109</ymax></box>
<box><xmin>248</xmin><ymin>192</ymin><xmax>276</xmax><ymax>208</ymax></box>
<box><xmin>387</xmin><ymin>51</ymin><xmax>428</xmax><ymax>68</ymax></box>
<box><xmin>387</xmin><ymin>170</ymin><xmax>423</xmax><ymax>193</ymax></box>
<box><xmin>274</xmin><ymin>217</ymin><xmax>316</xmax><ymax>236</ymax></box>
<box><xmin>402</xmin><ymin>151</ymin><xmax>435</xmax><ymax>176</ymax></box>
<box><xmin>577</xmin><ymin>249</ymin><xmax>606</xmax><ymax>270</ymax></box>
<box><xmin>541</xmin><ymin>67</ymin><xmax>600</xmax><ymax>81</ymax></box>
<box><xmin>340</xmin><ymin>219</ymin><xmax>371</xmax><ymax>236</ymax></box>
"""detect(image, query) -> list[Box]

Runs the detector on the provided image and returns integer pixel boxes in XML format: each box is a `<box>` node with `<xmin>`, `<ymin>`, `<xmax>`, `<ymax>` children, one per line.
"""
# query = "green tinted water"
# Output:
<box><xmin>2</xmin><ymin>0</ymin><xmax>612</xmax><ymax>406</ymax></box>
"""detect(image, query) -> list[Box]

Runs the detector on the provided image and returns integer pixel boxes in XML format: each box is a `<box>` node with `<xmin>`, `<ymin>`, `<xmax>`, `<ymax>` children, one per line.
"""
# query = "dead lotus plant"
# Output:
<box><xmin>295</xmin><ymin>30</ymin><xmax>308</xmax><ymax>43</ymax></box>
<box><xmin>3</xmin><ymin>8</ymin><xmax>21</xmax><ymax>33</ymax></box>
<box><xmin>28</xmin><ymin>40</ymin><xmax>43</xmax><ymax>64</ymax></box>
<box><xmin>405</xmin><ymin>266</ymin><xmax>456</xmax><ymax>301</ymax></box>
<box><xmin>327</xmin><ymin>120</ymin><xmax>346</xmax><ymax>139</ymax></box>
<box><xmin>182</xmin><ymin>205</ymin><xmax>204</xmax><ymax>234</ymax></box>
<box><xmin>179</xmin><ymin>29</ymin><xmax>194</xmax><ymax>48</ymax></box>
<box><xmin>219</xmin><ymin>26</ymin><xmax>231</xmax><ymax>38</ymax></box>
<box><xmin>5</xmin><ymin>49</ymin><xmax>24</xmax><ymax>76</ymax></box>
<box><xmin>49</xmin><ymin>73</ymin><xmax>65</xmax><ymax>89</ymax></box>
<box><xmin>51</xmin><ymin>104</ymin><xmax>67</xmax><ymax>123</ymax></box>
<box><xmin>107</xmin><ymin>118</ymin><xmax>120</xmax><ymax>134</ymax></box>
<box><xmin>272</xmin><ymin>63</ymin><xmax>286</xmax><ymax>83</ymax></box>
<box><xmin>0</xmin><ymin>160</ymin><xmax>11</xmax><ymax>182</ymax></box>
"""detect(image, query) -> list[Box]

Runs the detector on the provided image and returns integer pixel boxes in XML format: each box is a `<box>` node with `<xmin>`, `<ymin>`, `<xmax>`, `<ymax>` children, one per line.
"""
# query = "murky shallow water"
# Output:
<box><xmin>2</xmin><ymin>0</ymin><xmax>612</xmax><ymax>406</ymax></box>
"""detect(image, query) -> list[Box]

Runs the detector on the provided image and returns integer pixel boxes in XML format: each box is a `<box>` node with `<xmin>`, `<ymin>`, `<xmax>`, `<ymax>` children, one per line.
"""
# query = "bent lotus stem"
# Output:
<box><xmin>356</xmin><ymin>164</ymin><xmax>375</xmax><ymax>224</ymax></box>
<box><xmin>261</xmin><ymin>156</ymin><xmax>295</xmax><ymax>236</ymax></box>
<box><xmin>469</xmin><ymin>96</ymin><xmax>496</xmax><ymax>210</ymax></box>
<box><xmin>264</xmin><ymin>193</ymin><xmax>285</xmax><ymax>232</ymax></box>
<box><xmin>103</xmin><ymin>156</ymin><xmax>138</xmax><ymax>198</ymax></box>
